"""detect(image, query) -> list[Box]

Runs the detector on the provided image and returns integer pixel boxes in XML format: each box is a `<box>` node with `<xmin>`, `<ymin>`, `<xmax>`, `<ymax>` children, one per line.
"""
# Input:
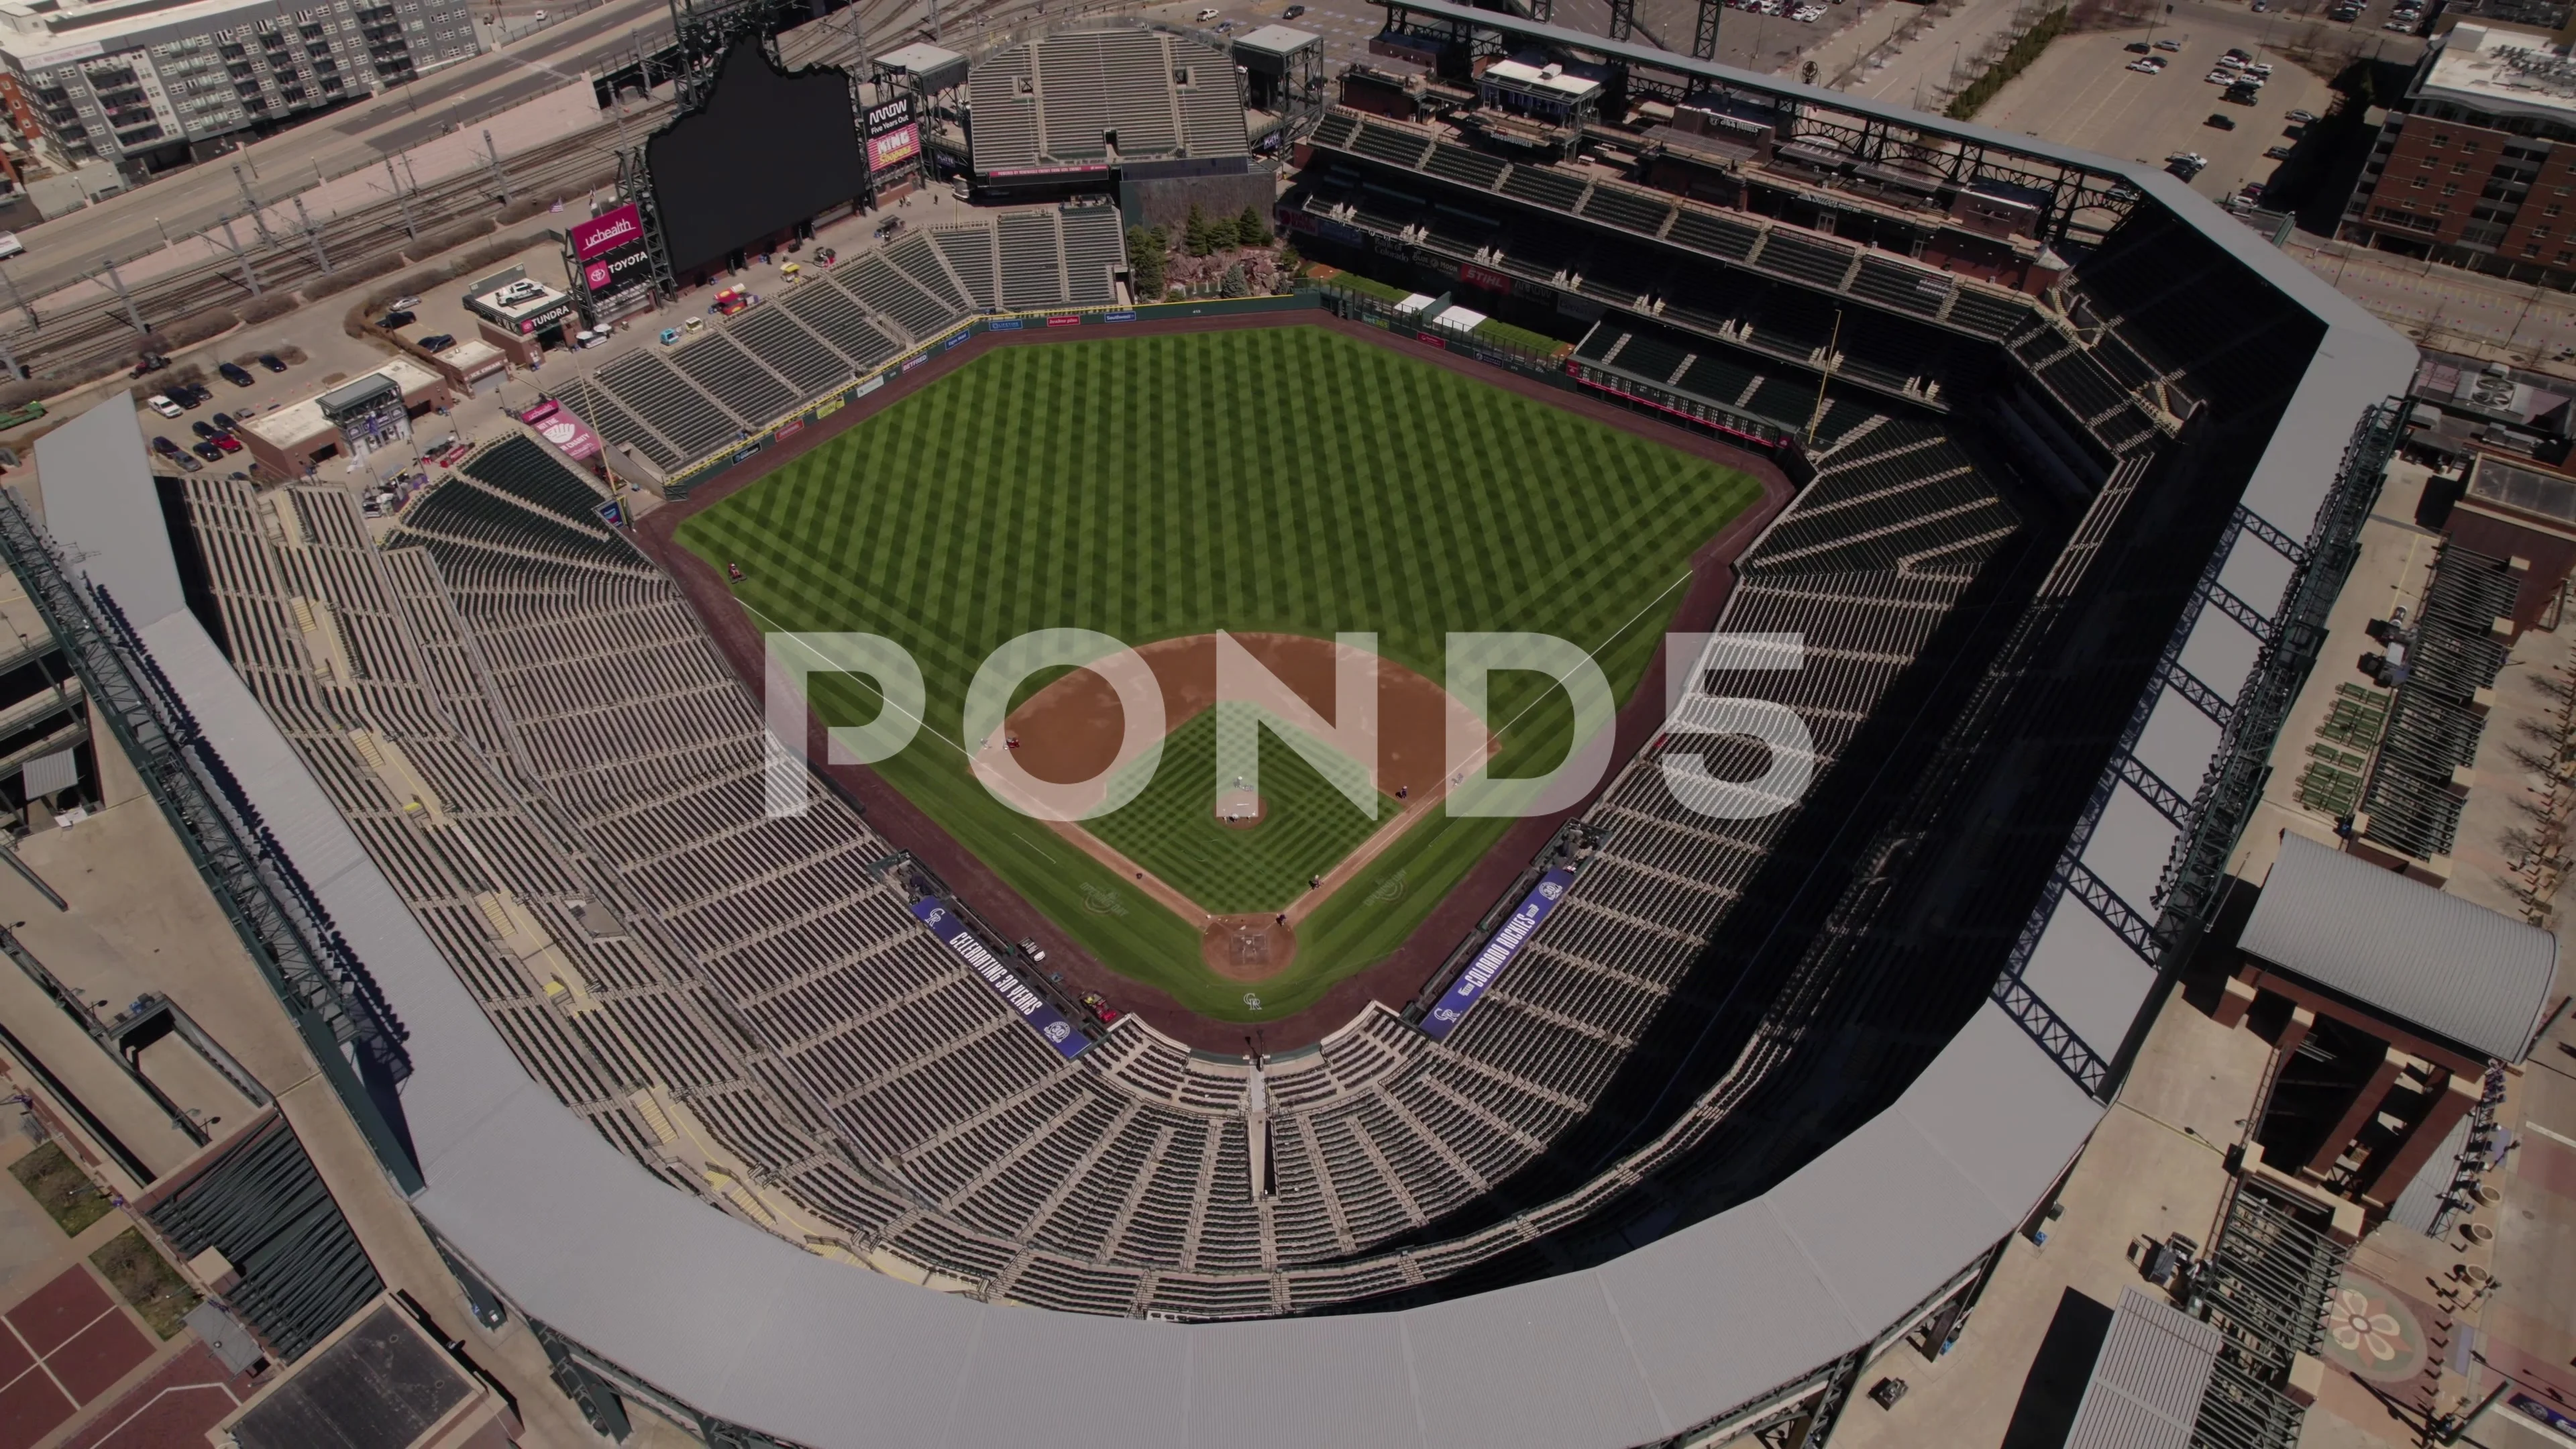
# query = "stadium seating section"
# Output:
<box><xmin>173</xmin><ymin>87</ymin><xmax>2332</xmax><ymax>1324</ymax></box>
<box><xmin>560</xmin><ymin>206</ymin><xmax>1126</xmax><ymax>470</ymax></box>
<box><xmin>184</xmin><ymin>295</ymin><xmax>2026</xmax><ymax>1313</ymax></box>
<box><xmin>965</xmin><ymin>28</ymin><xmax>1248</xmax><ymax>176</ymax></box>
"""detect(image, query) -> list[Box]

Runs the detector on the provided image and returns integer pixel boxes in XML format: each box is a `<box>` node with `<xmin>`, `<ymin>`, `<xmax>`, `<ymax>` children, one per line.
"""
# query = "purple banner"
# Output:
<box><xmin>910</xmin><ymin>898</ymin><xmax>1089</xmax><ymax>1059</ymax></box>
<box><xmin>2513</xmin><ymin>1396</ymin><xmax>2576</xmax><ymax>1436</ymax></box>
<box><xmin>1419</xmin><ymin>868</ymin><xmax>1576</xmax><ymax>1040</ymax></box>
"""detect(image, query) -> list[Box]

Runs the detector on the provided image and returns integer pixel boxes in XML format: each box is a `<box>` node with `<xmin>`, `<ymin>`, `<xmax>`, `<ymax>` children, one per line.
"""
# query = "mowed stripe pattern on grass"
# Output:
<box><xmin>678</xmin><ymin>326</ymin><xmax>1760</xmax><ymax>1019</ymax></box>
<box><xmin>1085</xmin><ymin>708</ymin><xmax>1387</xmax><ymax>915</ymax></box>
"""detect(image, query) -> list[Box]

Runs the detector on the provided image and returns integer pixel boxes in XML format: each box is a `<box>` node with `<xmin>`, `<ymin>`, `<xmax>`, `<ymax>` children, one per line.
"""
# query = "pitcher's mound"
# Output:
<box><xmin>1214</xmin><ymin>788</ymin><xmax>1265</xmax><ymax>829</ymax></box>
<box><xmin>1202</xmin><ymin>914</ymin><xmax>1297</xmax><ymax>981</ymax></box>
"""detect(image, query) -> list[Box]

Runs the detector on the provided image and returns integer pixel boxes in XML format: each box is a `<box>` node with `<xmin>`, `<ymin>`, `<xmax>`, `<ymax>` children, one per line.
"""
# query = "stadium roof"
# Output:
<box><xmin>2061</xmin><ymin>1288</ymin><xmax>2222</xmax><ymax>1449</ymax></box>
<box><xmin>25</xmin><ymin>34</ymin><xmax>2422</xmax><ymax>1436</ymax></box>
<box><xmin>1233</xmin><ymin>23</ymin><xmax>1322</xmax><ymax>58</ymax></box>
<box><xmin>2241</xmin><ymin>833</ymin><xmax>2557</xmax><ymax>1062</ymax></box>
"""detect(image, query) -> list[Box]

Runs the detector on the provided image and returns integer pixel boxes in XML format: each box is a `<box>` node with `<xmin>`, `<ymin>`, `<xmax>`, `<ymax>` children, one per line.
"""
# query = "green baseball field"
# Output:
<box><xmin>677</xmin><ymin>325</ymin><xmax>1761</xmax><ymax>1020</ymax></box>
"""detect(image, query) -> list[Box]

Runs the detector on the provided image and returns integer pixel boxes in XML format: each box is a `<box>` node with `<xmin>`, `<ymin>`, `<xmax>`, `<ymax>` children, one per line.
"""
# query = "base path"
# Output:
<box><xmin>1002</xmin><ymin>630</ymin><xmax>1485</xmax><ymax>961</ymax></box>
<box><xmin>632</xmin><ymin>309</ymin><xmax>1794</xmax><ymax>1053</ymax></box>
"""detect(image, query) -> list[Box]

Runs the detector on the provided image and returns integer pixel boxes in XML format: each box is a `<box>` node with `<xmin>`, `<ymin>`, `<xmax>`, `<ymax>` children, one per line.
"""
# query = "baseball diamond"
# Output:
<box><xmin>676</xmin><ymin>325</ymin><xmax>1763</xmax><ymax>1018</ymax></box>
<box><xmin>1081</xmin><ymin>706</ymin><xmax>1389</xmax><ymax>917</ymax></box>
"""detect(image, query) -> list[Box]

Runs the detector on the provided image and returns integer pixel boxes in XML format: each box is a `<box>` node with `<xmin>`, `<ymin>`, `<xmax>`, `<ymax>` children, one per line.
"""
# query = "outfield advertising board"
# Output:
<box><xmin>570</xmin><ymin>205</ymin><xmax>646</xmax><ymax>260</ymax></box>
<box><xmin>866</xmin><ymin>97</ymin><xmax>922</xmax><ymax>175</ymax></box>
<box><xmin>519</xmin><ymin>399</ymin><xmax>603</xmax><ymax>461</ymax></box>
<box><xmin>1419</xmin><ymin>868</ymin><xmax>1576</xmax><ymax>1039</ymax></box>
<box><xmin>910</xmin><ymin>898</ymin><xmax>1089</xmax><ymax>1059</ymax></box>
<box><xmin>570</xmin><ymin>203</ymin><xmax>655</xmax><ymax>321</ymax></box>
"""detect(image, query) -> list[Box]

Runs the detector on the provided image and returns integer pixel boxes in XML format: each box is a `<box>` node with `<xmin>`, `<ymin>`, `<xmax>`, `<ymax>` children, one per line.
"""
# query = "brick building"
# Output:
<box><xmin>2341</xmin><ymin>22</ymin><xmax>2576</xmax><ymax>285</ymax></box>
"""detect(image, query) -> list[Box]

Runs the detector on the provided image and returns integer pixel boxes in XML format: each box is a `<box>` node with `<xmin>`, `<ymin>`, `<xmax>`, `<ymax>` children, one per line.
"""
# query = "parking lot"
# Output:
<box><xmin>1974</xmin><ymin>25</ymin><xmax>2341</xmax><ymax>211</ymax></box>
<box><xmin>131</xmin><ymin>350</ymin><xmax>314</xmax><ymax>480</ymax></box>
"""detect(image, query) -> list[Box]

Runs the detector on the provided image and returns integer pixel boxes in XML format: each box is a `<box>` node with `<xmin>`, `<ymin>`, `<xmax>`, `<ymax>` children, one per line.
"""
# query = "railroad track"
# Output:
<box><xmin>4</xmin><ymin>107</ymin><xmax>664</xmax><ymax>383</ymax></box>
<box><xmin>6</xmin><ymin>0</ymin><xmax>1106</xmax><ymax>384</ymax></box>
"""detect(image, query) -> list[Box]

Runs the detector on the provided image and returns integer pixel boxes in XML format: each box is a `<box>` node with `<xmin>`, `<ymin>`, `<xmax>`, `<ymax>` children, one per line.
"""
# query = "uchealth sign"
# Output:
<box><xmin>568</xmin><ymin>204</ymin><xmax>646</xmax><ymax>262</ymax></box>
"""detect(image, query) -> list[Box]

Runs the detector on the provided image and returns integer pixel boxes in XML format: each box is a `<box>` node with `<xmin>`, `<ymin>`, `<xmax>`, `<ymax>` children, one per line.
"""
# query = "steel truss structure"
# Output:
<box><xmin>0</xmin><ymin>488</ymin><xmax>421</xmax><ymax>1187</ymax></box>
<box><xmin>1373</xmin><ymin>0</ymin><xmax>2135</xmax><ymax>249</ymax></box>
<box><xmin>1991</xmin><ymin>402</ymin><xmax>2399</xmax><ymax>1097</ymax></box>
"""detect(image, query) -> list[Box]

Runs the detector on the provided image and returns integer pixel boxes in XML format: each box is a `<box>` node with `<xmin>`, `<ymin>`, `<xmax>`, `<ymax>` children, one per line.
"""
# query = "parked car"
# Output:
<box><xmin>2154</xmin><ymin>36</ymin><xmax>2181</xmax><ymax>49</ymax></box>
<box><xmin>217</xmin><ymin>361</ymin><xmax>255</xmax><ymax>386</ymax></box>
<box><xmin>172</xmin><ymin>453</ymin><xmax>202</xmax><ymax>473</ymax></box>
<box><xmin>259</xmin><ymin>352</ymin><xmax>288</xmax><ymax>372</ymax></box>
<box><xmin>2224</xmin><ymin>46</ymin><xmax>2250</xmax><ymax>60</ymax></box>
<box><xmin>2264</xmin><ymin>144</ymin><xmax>2295</xmax><ymax>159</ymax></box>
<box><xmin>2287</xmin><ymin>108</ymin><xmax>2317</xmax><ymax>123</ymax></box>
<box><xmin>659</xmin><ymin>327</ymin><xmax>682</xmax><ymax>345</ymax></box>
<box><xmin>213</xmin><ymin>433</ymin><xmax>241</xmax><ymax>453</ymax></box>
<box><xmin>146</xmin><ymin>394</ymin><xmax>183</xmax><ymax>418</ymax></box>
<box><xmin>2207</xmin><ymin>112</ymin><xmax>2237</xmax><ymax>128</ymax></box>
<box><xmin>1283</xmin><ymin>2</ymin><xmax>1305</xmax><ymax>13</ymax></box>
<box><xmin>149</xmin><ymin>435</ymin><xmax>182</xmax><ymax>456</ymax></box>
<box><xmin>129</xmin><ymin>354</ymin><xmax>171</xmax><ymax>378</ymax></box>
<box><xmin>177</xmin><ymin>384</ymin><xmax>210</xmax><ymax>407</ymax></box>
<box><xmin>211</xmin><ymin>411</ymin><xmax>239</xmax><ymax>431</ymax></box>
<box><xmin>191</xmin><ymin>419</ymin><xmax>219</xmax><ymax>439</ymax></box>
<box><xmin>2125</xmin><ymin>39</ymin><xmax>2152</xmax><ymax>51</ymax></box>
<box><xmin>1196</xmin><ymin>5</ymin><xmax>1218</xmax><ymax>17</ymax></box>
<box><xmin>375</xmin><ymin>309</ymin><xmax>415</xmax><ymax>329</ymax></box>
<box><xmin>2129</xmin><ymin>59</ymin><xmax>2160</xmax><ymax>72</ymax></box>
<box><xmin>419</xmin><ymin>333</ymin><xmax>457</xmax><ymax>352</ymax></box>
<box><xmin>391</xmin><ymin>294</ymin><xmax>421</xmax><ymax>309</ymax></box>
<box><xmin>191</xmin><ymin>440</ymin><xmax>224</xmax><ymax>462</ymax></box>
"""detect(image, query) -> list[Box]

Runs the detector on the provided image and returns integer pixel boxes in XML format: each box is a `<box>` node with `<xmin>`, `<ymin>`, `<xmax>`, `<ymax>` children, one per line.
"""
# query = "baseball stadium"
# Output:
<box><xmin>2</xmin><ymin>0</ymin><xmax>2415</xmax><ymax>1444</ymax></box>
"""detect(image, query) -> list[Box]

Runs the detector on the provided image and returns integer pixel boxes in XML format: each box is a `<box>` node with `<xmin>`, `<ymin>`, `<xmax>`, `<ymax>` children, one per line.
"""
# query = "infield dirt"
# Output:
<box><xmin>632</xmin><ymin>309</ymin><xmax>1794</xmax><ymax>1051</ymax></box>
<box><xmin>998</xmin><ymin>631</ymin><xmax>1486</xmax><ymax>981</ymax></box>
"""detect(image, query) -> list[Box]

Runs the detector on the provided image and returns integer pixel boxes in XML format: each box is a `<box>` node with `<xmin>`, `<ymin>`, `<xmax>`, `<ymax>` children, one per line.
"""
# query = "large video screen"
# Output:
<box><xmin>646</xmin><ymin>37</ymin><xmax>869</xmax><ymax>274</ymax></box>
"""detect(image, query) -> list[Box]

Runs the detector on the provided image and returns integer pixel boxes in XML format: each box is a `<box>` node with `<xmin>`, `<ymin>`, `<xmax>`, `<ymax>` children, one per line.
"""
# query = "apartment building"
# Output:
<box><xmin>2341</xmin><ymin>21</ymin><xmax>2576</xmax><ymax>285</ymax></box>
<box><xmin>0</xmin><ymin>0</ymin><xmax>478</xmax><ymax>178</ymax></box>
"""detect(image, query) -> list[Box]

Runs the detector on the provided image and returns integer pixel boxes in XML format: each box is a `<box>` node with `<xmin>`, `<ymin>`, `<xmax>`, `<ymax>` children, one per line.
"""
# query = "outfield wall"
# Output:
<box><xmin>641</xmin><ymin>282</ymin><xmax>1815</xmax><ymax>504</ymax></box>
<box><xmin>653</xmin><ymin>292</ymin><xmax>1322</xmax><ymax>499</ymax></box>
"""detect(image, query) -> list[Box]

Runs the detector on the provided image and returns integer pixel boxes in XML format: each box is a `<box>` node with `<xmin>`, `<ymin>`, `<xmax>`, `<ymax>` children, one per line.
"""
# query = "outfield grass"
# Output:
<box><xmin>1085</xmin><ymin>708</ymin><xmax>1387</xmax><ymax>915</ymax></box>
<box><xmin>679</xmin><ymin>326</ymin><xmax>1759</xmax><ymax>1019</ymax></box>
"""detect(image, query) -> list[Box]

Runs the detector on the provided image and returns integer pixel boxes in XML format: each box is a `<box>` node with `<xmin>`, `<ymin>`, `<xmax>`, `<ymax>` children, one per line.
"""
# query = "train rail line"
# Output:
<box><xmin>4</xmin><ymin>107</ymin><xmax>663</xmax><ymax>383</ymax></box>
